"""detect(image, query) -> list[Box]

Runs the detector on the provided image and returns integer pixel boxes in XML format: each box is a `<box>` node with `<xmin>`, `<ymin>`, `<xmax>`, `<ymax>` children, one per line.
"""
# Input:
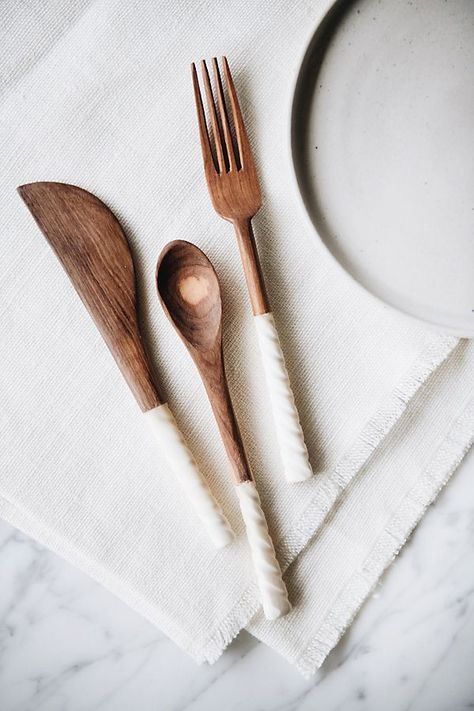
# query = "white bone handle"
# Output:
<box><xmin>236</xmin><ymin>481</ymin><xmax>291</xmax><ymax>619</ymax></box>
<box><xmin>254</xmin><ymin>312</ymin><xmax>313</xmax><ymax>483</ymax></box>
<box><xmin>144</xmin><ymin>403</ymin><xmax>234</xmax><ymax>548</ymax></box>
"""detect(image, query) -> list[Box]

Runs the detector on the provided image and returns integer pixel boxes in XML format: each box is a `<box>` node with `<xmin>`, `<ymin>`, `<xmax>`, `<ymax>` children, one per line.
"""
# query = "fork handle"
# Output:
<box><xmin>233</xmin><ymin>219</ymin><xmax>313</xmax><ymax>483</ymax></box>
<box><xmin>254</xmin><ymin>312</ymin><xmax>313</xmax><ymax>483</ymax></box>
<box><xmin>144</xmin><ymin>403</ymin><xmax>234</xmax><ymax>547</ymax></box>
<box><xmin>233</xmin><ymin>218</ymin><xmax>270</xmax><ymax>316</ymax></box>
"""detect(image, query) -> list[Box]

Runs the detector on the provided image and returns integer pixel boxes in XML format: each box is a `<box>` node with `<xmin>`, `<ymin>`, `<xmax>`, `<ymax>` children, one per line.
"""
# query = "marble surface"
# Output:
<box><xmin>0</xmin><ymin>448</ymin><xmax>473</xmax><ymax>711</ymax></box>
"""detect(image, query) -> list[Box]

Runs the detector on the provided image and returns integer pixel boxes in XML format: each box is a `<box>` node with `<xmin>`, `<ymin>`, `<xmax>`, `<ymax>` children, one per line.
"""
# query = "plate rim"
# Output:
<box><xmin>287</xmin><ymin>0</ymin><xmax>473</xmax><ymax>339</ymax></box>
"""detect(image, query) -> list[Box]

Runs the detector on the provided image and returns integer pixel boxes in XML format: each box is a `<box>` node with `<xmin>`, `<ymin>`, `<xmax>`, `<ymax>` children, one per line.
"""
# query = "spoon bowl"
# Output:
<box><xmin>157</xmin><ymin>241</ymin><xmax>221</xmax><ymax>352</ymax></box>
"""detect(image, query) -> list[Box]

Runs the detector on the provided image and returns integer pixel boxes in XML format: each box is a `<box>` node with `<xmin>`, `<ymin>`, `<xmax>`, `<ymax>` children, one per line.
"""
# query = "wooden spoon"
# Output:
<box><xmin>18</xmin><ymin>182</ymin><xmax>233</xmax><ymax>548</ymax></box>
<box><xmin>157</xmin><ymin>240</ymin><xmax>290</xmax><ymax>619</ymax></box>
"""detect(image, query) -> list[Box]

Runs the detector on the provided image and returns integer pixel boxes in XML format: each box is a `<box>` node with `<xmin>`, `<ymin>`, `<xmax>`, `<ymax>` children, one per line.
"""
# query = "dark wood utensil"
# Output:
<box><xmin>18</xmin><ymin>182</ymin><xmax>233</xmax><ymax>547</ymax></box>
<box><xmin>191</xmin><ymin>57</ymin><xmax>313</xmax><ymax>483</ymax></box>
<box><xmin>157</xmin><ymin>239</ymin><xmax>290</xmax><ymax>619</ymax></box>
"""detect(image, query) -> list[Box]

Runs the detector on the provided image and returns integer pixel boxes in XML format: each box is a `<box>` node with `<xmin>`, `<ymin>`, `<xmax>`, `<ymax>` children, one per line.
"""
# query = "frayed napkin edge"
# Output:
<box><xmin>0</xmin><ymin>333</ymin><xmax>459</xmax><ymax>667</ymax></box>
<box><xmin>293</xmin><ymin>394</ymin><xmax>474</xmax><ymax>677</ymax></box>
<box><xmin>198</xmin><ymin>332</ymin><xmax>458</xmax><ymax>664</ymax></box>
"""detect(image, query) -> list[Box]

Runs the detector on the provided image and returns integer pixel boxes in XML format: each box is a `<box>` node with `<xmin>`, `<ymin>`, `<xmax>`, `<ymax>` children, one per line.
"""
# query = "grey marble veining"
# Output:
<box><xmin>1</xmin><ymin>448</ymin><xmax>474</xmax><ymax>711</ymax></box>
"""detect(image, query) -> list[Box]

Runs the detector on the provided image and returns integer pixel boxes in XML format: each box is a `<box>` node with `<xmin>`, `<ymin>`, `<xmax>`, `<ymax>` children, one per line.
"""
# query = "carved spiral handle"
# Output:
<box><xmin>236</xmin><ymin>481</ymin><xmax>291</xmax><ymax>619</ymax></box>
<box><xmin>145</xmin><ymin>403</ymin><xmax>234</xmax><ymax>548</ymax></box>
<box><xmin>254</xmin><ymin>312</ymin><xmax>313</xmax><ymax>483</ymax></box>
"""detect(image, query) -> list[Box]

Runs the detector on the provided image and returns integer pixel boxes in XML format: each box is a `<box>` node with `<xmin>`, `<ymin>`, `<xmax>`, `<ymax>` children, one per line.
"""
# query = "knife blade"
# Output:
<box><xmin>18</xmin><ymin>182</ymin><xmax>233</xmax><ymax>547</ymax></box>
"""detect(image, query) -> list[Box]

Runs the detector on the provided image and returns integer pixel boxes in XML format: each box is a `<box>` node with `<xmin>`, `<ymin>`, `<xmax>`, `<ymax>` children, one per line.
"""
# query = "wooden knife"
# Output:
<box><xmin>18</xmin><ymin>182</ymin><xmax>233</xmax><ymax>548</ymax></box>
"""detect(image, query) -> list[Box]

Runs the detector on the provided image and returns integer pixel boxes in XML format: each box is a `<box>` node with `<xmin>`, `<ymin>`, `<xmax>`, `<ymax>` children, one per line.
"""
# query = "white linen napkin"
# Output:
<box><xmin>1</xmin><ymin>0</ymin><xmax>472</xmax><ymax>676</ymax></box>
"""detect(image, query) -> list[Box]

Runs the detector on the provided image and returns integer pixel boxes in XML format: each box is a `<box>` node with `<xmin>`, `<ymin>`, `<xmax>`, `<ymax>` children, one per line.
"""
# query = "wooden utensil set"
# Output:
<box><xmin>18</xmin><ymin>57</ymin><xmax>311</xmax><ymax>621</ymax></box>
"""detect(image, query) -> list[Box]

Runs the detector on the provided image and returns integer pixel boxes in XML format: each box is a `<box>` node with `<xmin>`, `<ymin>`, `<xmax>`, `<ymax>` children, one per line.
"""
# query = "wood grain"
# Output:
<box><xmin>18</xmin><ymin>182</ymin><xmax>161</xmax><ymax>412</ymax></box>
<box><xmin>156</xmin><ymin>240</ymin><xmax>252</xmax><ymax>484</ymax></box>
<box><xmin>192</xmin><ymin>56</ymin><xmax>271</xmax><ymax>316</ymax></box>
<box><xmin>233</xmin><ymin>218</ymin><xmax>269</xmax><ymax>315</ymax></box>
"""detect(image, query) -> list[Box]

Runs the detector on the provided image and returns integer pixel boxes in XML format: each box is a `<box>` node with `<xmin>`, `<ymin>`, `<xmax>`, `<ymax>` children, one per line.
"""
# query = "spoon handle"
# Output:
<box><xmin>236</xmin><ymin>481</ymin><xmax>291</xmax><ymax>620</ymax></box>
<box><xmin>203</xmin><ymin>355</ymin><xmax>290</xmax><ymax>616</ymax></box>
<box><xmin>201</xmin><ymin>361</ymin><xmax>253</xmax><ymax>485</ymax></box>
<box><xmin>254</xmin><ymin>312</ymin><xmax>313</xmax><ymax>483</ymax></box>
<box><xmin>144</xmin><ymin>403</ymin><xmax>234</xmax><ymax>548</ymax></box>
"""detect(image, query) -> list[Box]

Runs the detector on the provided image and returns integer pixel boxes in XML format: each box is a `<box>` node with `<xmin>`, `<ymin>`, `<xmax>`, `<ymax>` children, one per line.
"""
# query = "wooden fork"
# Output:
<box><xmin>192</xmin><ymin>56</ymin><xmax>313</xmax><ymax>483</ymax></box>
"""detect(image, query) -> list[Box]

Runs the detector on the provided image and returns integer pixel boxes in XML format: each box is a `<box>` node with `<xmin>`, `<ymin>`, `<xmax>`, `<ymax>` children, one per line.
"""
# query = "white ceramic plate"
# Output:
<box><xmin>291</xmin><ymin>0</ymin><xmax>474</xmax><ymax>337</ymax></box>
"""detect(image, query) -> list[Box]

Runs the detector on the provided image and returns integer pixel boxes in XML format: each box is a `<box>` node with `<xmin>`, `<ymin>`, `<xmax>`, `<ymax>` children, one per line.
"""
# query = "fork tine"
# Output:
<box><xmin>212</xmin><ymin>57</ymin><xmax>238</xmax><ymax>172</ymax></box>
<box><xmin>222</xmin><ymin>56</ymin><xmax>252</xmax><ymax>170</ymax></box>
<box><xmin>191</xmin><ymin>63</ymin><xmax>216</xmax><ymax>174</ymax></box>
<box><xmin>200</xmin><ymin>60</ymin><xmax>226</xmax><ymax>174</ymax></box>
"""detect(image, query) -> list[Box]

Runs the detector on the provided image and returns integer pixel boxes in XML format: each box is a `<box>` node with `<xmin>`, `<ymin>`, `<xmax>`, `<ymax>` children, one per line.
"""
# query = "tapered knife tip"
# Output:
<box><xmin>17</xmin><ymin>182</ymin><xmax>40</xmax><ymax>202</ymax></box>
<box><xmin>17</xmin><ymin>182</ymin><xmax>62</xmax><ymax>205</ymax></box>
<box><xmin>17</xmin><ymin>184</ymin><xmax>34</xmax><ymax>207</ymax></box>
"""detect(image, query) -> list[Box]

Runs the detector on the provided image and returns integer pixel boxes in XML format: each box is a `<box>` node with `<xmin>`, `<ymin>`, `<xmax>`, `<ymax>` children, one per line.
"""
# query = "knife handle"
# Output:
<box><xmin>236</xmin><ymin>480</ymin><xmax>291</xmax><ymax>620</ymax></box>
<box><xmin>254</xmin><ymin>313</ymin><xmax>313</xmax><ymax>483</ymax></box>
<box><xmin>144</xmin><ymin>403</ymin><xmax>234</xmax><ymax>548</ymax></box>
